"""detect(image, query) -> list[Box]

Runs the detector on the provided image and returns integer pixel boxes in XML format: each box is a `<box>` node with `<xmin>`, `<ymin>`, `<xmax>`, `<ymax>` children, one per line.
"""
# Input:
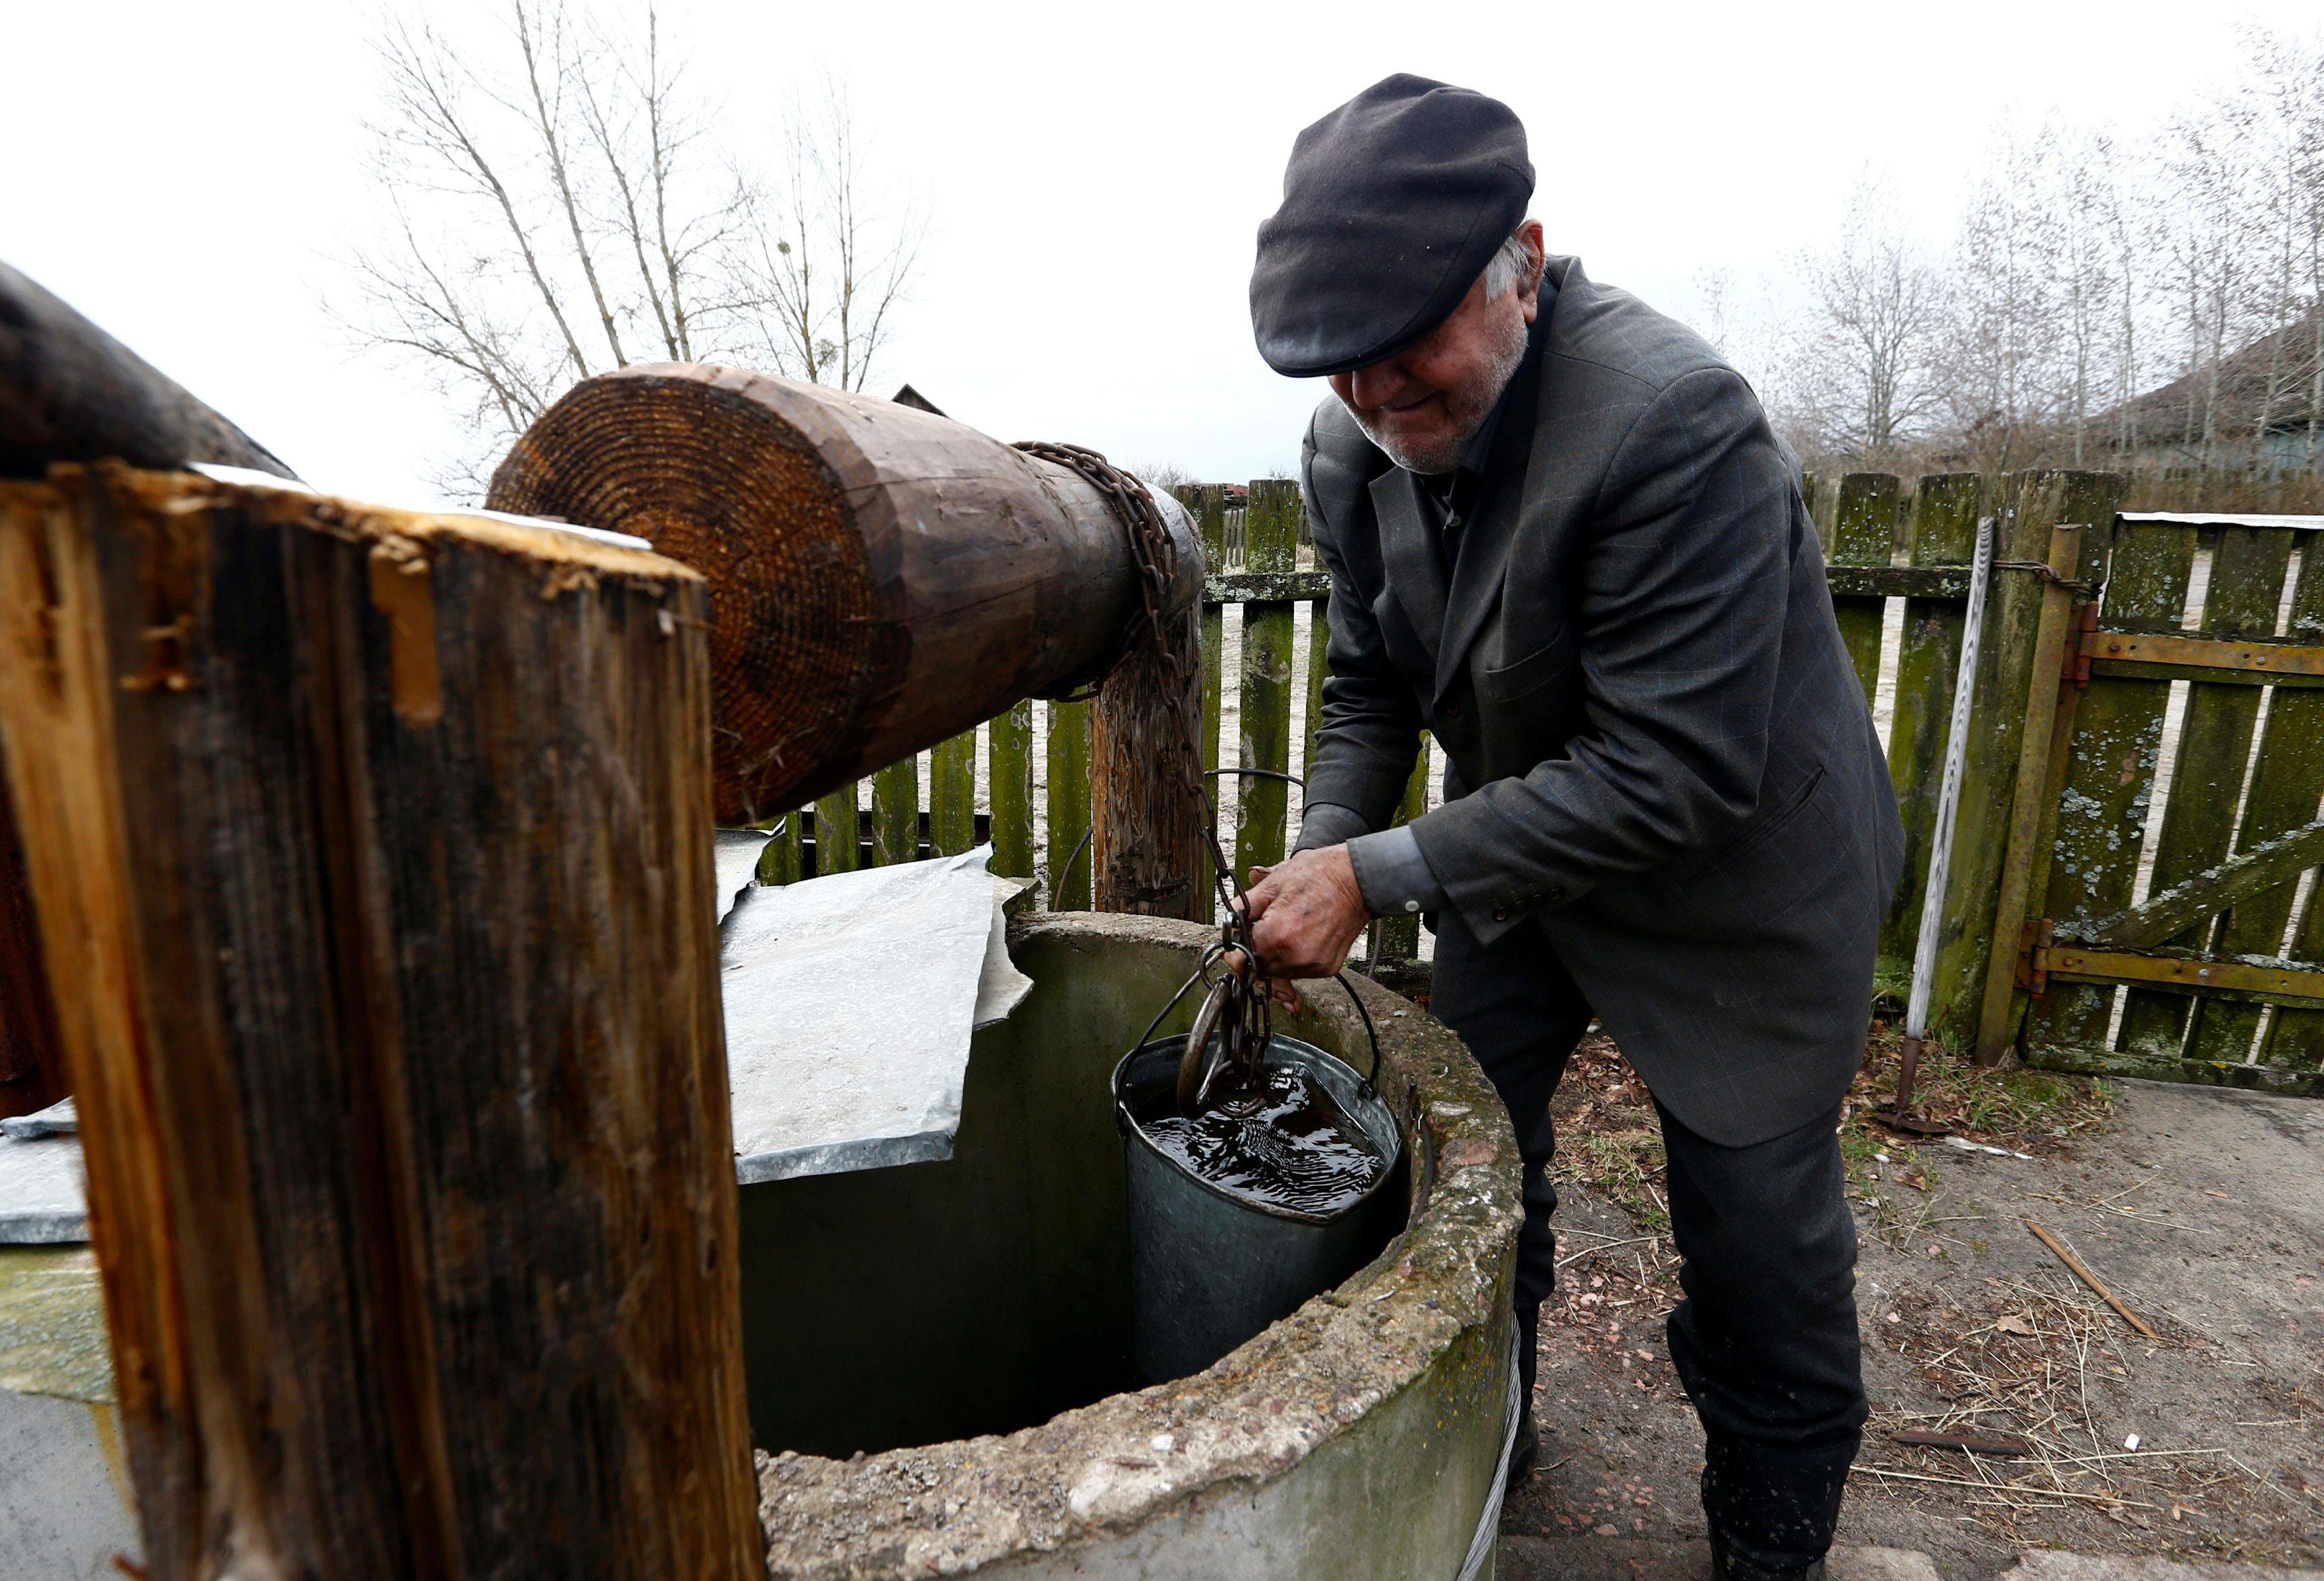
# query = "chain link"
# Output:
<box><xmin>1014</xmin><ymin>441</ymin><xmax>1272</xmax><ymax>1054</ymax></box>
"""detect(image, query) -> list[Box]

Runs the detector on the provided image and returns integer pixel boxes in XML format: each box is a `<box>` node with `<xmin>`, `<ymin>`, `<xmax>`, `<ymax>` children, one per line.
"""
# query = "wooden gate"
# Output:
<box><xmin>1983</xmin><ymin>508</ymin><xmax>2324</xmax><ymax>1096</ymax></box>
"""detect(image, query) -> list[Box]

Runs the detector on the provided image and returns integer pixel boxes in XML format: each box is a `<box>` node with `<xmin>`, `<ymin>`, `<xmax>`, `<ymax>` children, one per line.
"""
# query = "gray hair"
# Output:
<box><xmin>1481</xmin><ymin>225</ymin><xmax>1541</xmax><ymax>301</ymax></box>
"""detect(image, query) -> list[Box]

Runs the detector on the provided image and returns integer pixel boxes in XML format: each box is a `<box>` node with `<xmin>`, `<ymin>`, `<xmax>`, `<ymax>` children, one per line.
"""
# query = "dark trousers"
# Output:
<box><xmin>1430</xmin><ymin>908</ymin><xmax>1867</xmax><ymax>1572</ymax></box>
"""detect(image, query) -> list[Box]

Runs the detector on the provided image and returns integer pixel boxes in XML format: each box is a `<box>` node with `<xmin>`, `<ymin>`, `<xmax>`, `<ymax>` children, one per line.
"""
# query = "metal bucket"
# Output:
<box><xmin>1112</xmin><ymin>1033</ymin><xmax>1404</xmax><ymax>1384</ymax></box>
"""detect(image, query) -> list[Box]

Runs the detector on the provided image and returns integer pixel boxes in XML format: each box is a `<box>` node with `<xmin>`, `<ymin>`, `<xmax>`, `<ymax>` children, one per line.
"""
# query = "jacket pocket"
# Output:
<box><xmin>1672</xmin><ymin>765</ymin><xmax>1828</xmax><ymax>889</ymax></box>
<box><xmin>1477</xmin><ymin>627</ymin><xmax>1572</xmax><ymax>703</ymax></box>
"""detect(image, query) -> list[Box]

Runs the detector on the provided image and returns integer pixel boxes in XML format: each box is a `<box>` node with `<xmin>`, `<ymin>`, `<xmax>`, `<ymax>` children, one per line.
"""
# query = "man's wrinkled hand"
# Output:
<box><xmin>1232</xmin><ymin>846</ymin><xmax>1372</xmax><ymax>1010</ymax></box>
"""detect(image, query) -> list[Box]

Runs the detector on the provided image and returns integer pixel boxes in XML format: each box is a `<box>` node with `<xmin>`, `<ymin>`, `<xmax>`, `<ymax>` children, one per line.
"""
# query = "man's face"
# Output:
<box><xmin>1328</xmin><ymin>222</ymin><xmax>1544</xmax><ymax>475</ymax></box>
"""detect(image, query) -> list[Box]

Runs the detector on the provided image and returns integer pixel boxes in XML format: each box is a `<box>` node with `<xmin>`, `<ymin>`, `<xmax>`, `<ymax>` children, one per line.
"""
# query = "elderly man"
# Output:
<box><xmin>1240</xmin><ymin>76</ymin><xmax>1904</xmax><ymax>1581</ymax></box>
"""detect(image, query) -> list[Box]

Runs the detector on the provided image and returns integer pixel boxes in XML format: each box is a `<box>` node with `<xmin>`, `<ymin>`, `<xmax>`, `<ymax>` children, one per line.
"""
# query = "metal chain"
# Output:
<box><xmin>1014</xmin><ymin>441</ymin><xmax>1273</xmax><ymax>1078</ymax></box>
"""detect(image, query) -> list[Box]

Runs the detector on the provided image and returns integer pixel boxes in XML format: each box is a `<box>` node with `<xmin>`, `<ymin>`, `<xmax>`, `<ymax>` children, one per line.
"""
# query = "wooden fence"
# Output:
<box><xmin>750</xmin><ymin>469</ymin><xmax>2324</xmax><ymax>1095</ymax></box>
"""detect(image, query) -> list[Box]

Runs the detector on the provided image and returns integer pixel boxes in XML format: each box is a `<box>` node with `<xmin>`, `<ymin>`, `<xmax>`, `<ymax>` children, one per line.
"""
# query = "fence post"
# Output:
<box><xmin>1092</xmin><ymin>603</ymin><xmax>1208</xmax><ymax>919</ymax></box>
<box><xmin>1973</xmin><ymin>521</ymin><xmax>2085</xmax><ymax>1063</ymax></box>
<box><xmin>989</xmin><ymin>703</ymin><xmax>1036</xmax><ymax>878</ymax></box>
<box><xmin>1928</xmin><ymin>472</ymin><xmax>2065</xmax><ymax>1040</ymax></box>
<box><xmin>0</xmin><ymin>468</ymin><xmax>761</xmax><ymax>1578</ymax></box>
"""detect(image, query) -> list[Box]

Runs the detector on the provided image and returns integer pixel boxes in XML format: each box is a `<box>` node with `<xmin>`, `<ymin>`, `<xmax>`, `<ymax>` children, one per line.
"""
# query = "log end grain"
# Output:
<box><xmin>487</xmin><ymin>365</ymin><xmax>888</xmax><ymax>823</ymax></box>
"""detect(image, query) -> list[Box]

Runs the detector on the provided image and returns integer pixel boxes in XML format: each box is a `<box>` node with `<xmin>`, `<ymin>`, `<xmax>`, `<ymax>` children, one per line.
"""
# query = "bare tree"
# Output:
<box><xmin>1782</xmin><ymin>173</ymin><xmax>1949</xmax><ymax>467</ymax></box>
<box><xmin>1938</xmin><ymin>122</ymin><xmax>2067</xmax><ymax>475</ymax></box>
<box><xmin>333</xmin><ymin>2</ymin><xmax>922</xmax><ymax>496</ymax></box>
<box><xmin>725</xmin><ymin>77</ymin><xmax>926</xmax><ymax>393</ymax></box>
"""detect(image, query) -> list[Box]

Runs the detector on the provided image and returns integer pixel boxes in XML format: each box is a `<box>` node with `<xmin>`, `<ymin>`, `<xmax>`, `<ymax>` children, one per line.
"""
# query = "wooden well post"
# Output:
<box><xmin>0</xmin><ymin>466</ymin><xmax>761</xmax><ymax>1579</ymax></box>
<box><xmin>0</xmin><ymin>260</ymin><xmax>302</xmax><ymax>1118</ymax></box>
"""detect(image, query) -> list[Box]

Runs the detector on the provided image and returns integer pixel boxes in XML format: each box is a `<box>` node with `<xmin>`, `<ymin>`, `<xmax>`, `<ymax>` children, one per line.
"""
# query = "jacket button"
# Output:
<box><xmin>1491</xmin><ymin>906</ymin><xmax>1510</xmax><ymax>922</ymax></box>
<box><xmin>1546</xmin><ymin>886</ymin><xmax>1566</xmax><ymax>904</ymax></box>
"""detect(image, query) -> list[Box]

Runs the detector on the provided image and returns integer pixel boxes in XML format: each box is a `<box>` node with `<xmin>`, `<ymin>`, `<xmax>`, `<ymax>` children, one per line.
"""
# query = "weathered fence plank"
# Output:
<box><xmin>1878</xmin><ymin>474</ymin><xmax>1981</xmax><ymax>982</ymax></box>
<box><xmin>930</xmin><ymin>731</ymin><xmax>977</xmax><ymax>856</ymax></box>
<box><xmin>2021</xmin><ymin>519</ymin><xmax>2199</xmax><ymax>1057</ymax></box>
<box><xmin>1829</xmin><ymin>473</ymin><xmax>1900</xmax><ymax>708</ymax></box>
<box><xmin>2210</xmin><ymin>550</ymin><xmax>2324</xmax><ymax>1063</ymax></box>
<box><xmin>2116</xmin><ymin>527</ymin><xmax>2292</xmax><ymax>1054</ymax></box>
<box><xmin>873</xmin><ymin>758</ymin><xmax>919</xmax><ymax>867</ymax></box>
<box><xmin>815</xmin><ymin>785</ymin><xmax>862</xmax><ymax>874</ymax></box>
<box><xmin>1236</xmin><ymin>479</ymin><xmax>1299</xmax><ymax>881</ymax></box>
<box><xmin>1177</xmin><ymin>486</ymin><xmax>1228</xmax><ymax>782</ymax></box>
<box><xmin>1370</xmin><ymin>736</ymin><xmax>1434</xmax><ymax>971</ymax></box>
<box><xmin>759</xmin><ymin>806</ymin><xmax>804</xmax><ymax>885</ymax></box>
<box><xmin>1930</xmin><ymin>473</ymin><xmax>2102</xmax><ymax>1039</ymax></box>
<box><xmin>989</xmin><ymin>702</ymin><xmax>1035</xmax><ymax>878</ymax></box>
<box><xmin>1303</xmin><ymin>594</ymin><xmax>1330</xmax><ymax>783</ymax></box>
<box><xmin>1048</xmin><ymin>699</ymin><xmax>1092</xmax><ymax>908</ymax></box>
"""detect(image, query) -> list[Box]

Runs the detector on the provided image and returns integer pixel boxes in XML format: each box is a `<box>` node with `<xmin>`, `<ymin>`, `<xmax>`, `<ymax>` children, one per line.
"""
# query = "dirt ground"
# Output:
<box><xmin>1495</xmin><ymin>1028</ymin><xmax>2324</xmax><ymax>1578</ymax></box>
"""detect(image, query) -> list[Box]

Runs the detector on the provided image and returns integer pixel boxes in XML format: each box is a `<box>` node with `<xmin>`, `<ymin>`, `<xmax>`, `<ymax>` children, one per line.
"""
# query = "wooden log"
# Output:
<box><xmin>0</xmin><ymin>261</ymin><xmax>297</xmax><ymax>481</ymax></box>
<box><xmin>0</xmin><ymin>465</ymin><xmax>760</xmax><ymax>1580</ymax></box>
<box><xmin>0</xmin><ymin>263</ymin><xmax>302</xmax><ymax>1118</ymax></box>
<box><xmin>0</xmin><ymin>775</ymin><xmax>66</xmax><ymax>1118</ymax></box>
<box><xmin>1091</xmin><ymin>604</ymin><xmax>1207</xmax><ymax>919</ymax></box>
<box><xmin>487</xmin><ymin>365</ymin><xmax>1200</xmax><ymax>824</ymax></box>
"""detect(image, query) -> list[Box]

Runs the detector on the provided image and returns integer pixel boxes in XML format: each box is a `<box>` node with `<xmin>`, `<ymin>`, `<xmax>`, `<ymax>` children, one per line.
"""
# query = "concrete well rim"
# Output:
<box><xmin>754</xmin><ymin>909</ymin><xmax>1523</xmax><ymax>1578</ymax></box>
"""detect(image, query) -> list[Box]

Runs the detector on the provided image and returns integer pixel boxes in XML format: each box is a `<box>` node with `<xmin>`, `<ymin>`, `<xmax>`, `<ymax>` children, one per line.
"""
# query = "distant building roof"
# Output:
<box><xmin>2102</xmin><ymin>311</ymin><xmax>2322</xmax><ymax>450</ymax></box>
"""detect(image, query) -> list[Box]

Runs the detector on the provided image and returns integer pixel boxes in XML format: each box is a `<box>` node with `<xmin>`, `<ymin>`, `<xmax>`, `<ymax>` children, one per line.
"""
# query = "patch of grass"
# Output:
<box><xmin>1849</xmin><ymin>1019</ymin><xmax>2116</xmax><ymax>1155</ymax></box>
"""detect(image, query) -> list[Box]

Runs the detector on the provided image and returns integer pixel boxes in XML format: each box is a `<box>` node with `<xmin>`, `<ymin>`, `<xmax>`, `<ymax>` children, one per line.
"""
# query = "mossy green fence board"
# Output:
<box><xmin>1235</xmin><ymin>479</ymin><xmax>1299</xmax><ymax>881</ymax></box>
<box><xmin>2021</xmin><ymin>521</ymin><xmax>2198</xmax><ymax>1056</ymax></box>
<box><xmin>872</xmin><ymin>759</ymin><xmax>920</xmax><ymax>867</ymax></box>
<box><xmin>989</xmin><ymin>702</ymin><xmax>1036</xmax><ymax>879</ymax></box>
<box><xmin>930</xmin><ymin>730</ymin><xmax>977</xmax><ymax>856</ymax></box>
<box><xmin>1829</xmin><ymin>472</ymin><xmax>1900</xmax><ymax>710</ymax></box>
<box><xmin>1047</xmin><ymin>699</ymin><xmax>1092</xmax><ymax>910</ymax></box>
<box><xmin>2116</xmin><ymin>527</ymin><xmax>2293</xmax><ymax>1054</ymax></box>
<box><xmin>1878</xmin><ymin>474</ymin><xmax>1981</xmax><ymax>981</ymax></box>
<box><xmin>814</xmin><ymin>784</ymin><xmax>862</xmax><ymax>875</ymax></box>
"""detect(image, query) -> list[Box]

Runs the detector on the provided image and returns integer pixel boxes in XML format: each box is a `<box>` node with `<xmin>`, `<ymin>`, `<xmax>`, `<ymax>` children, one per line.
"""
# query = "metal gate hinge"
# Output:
<box><xmin>2015</xmin><ymin>918</ymin><xmax>2054</xmax><ymax>997</ymax></box>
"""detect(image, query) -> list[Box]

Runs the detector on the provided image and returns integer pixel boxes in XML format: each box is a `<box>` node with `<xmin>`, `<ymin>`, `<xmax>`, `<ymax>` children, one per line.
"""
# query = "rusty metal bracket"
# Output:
<box><xmin>2042</xmin><ymin>945</ymin><xmax>2324</xmax><ymax>1009</ymax></box>
<box><xmin>2070</xmin><ymin>604</ymin><xmax>2098</xmax><ymax>689</ymax></box>
<box><xmin>2080</xmin><ymin>628</ymin><xmax>2324</xmax><ymax>681</ymax></box>
<box><xmin>2015</xmin><ymin>918</ymin><xmax>2054</xmax><ymax>997</ymax></box>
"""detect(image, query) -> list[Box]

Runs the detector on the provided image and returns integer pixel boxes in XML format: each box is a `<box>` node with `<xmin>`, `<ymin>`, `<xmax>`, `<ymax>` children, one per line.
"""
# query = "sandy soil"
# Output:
<box><xmin>1497</xmin><ymin>1039</ymin><xmax>2323</xmax><ymax>1578</ymax></box>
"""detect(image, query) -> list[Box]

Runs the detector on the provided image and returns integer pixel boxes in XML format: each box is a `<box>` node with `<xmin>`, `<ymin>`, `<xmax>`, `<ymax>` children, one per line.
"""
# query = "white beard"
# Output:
<box><xmin>1349</xmin><ymin>304</ymin><xmax>1532</xmax><ymax>475</ymax></box>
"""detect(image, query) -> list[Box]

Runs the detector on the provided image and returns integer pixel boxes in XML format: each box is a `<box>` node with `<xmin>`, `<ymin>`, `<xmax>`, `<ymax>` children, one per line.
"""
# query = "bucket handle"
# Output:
<box><xmin>1125</xmin><ymin>956</ymin><xmax>1383</xmax><ymax>1091</ymax></box>
<box><xmin>1333</xmin><ymin>971</ymin><xmax>1383</xmax><ymax>1096</ymax></box>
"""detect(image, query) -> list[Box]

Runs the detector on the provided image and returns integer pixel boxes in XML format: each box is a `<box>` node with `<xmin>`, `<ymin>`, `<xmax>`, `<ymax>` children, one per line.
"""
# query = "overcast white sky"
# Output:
<box><xmin>6</xmin><ymin>0</ymin><xmax>2317</xmax><ymax>503</ymax></box>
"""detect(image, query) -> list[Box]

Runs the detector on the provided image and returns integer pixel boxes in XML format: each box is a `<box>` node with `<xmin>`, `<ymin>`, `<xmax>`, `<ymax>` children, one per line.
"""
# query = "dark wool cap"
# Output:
<box><xmin>1250</xmin><ymin>74</ymin><xmax>1534</xmax><ymax>378</ymax></box>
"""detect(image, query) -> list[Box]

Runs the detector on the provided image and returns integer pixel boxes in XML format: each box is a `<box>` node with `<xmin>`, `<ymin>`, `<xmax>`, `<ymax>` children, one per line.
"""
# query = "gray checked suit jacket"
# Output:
<box><xmin>1299</xmin><ymin>256</ymin><xmax>1904</xmax><ymax>1147</ymax></box>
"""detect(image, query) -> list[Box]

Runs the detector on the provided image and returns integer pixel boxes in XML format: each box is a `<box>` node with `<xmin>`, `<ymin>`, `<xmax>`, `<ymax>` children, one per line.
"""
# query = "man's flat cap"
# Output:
<box><xmin>1250</xmin><ymin>74</ymin><xmax>1533</xmax><ymax>378</ymax></box>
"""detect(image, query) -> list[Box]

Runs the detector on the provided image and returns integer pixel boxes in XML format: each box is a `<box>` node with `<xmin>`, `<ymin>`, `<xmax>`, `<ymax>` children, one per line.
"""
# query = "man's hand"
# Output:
<box><xmin>1234</xmin><ymin>846</ymin><xmax>1371</xmax><ymax>1009</ymax></box>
